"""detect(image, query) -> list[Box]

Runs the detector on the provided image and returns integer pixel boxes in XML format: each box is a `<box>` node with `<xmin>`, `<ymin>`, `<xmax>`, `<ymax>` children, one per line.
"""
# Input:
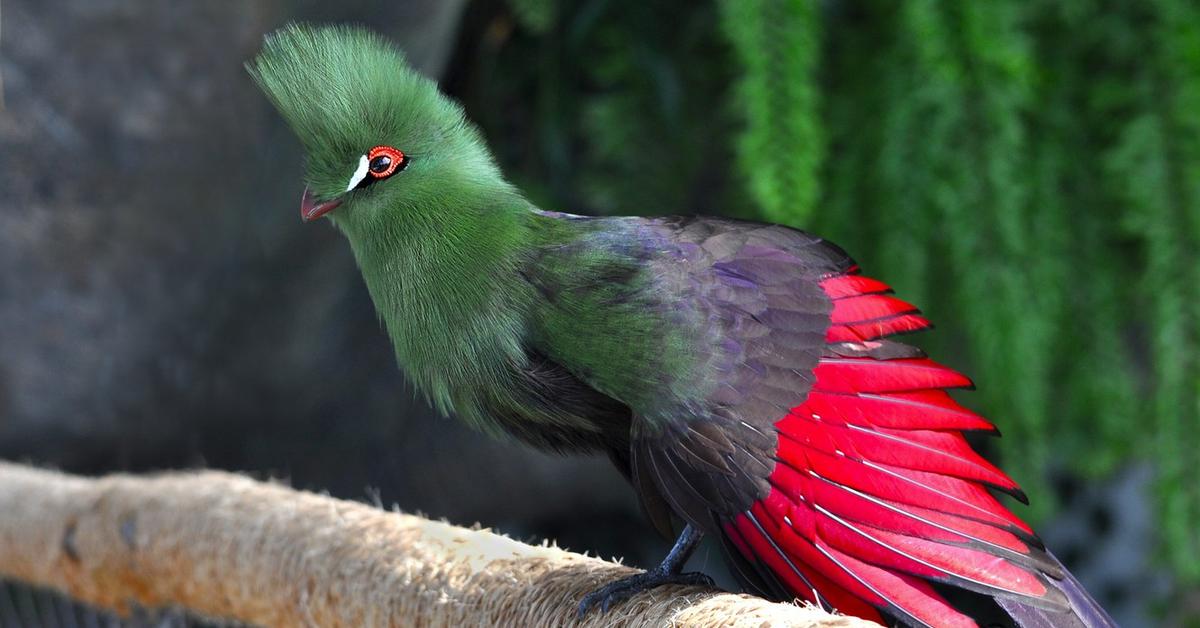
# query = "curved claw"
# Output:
<box><xmin>576</xmin><ymin>569</ymin><xmax>717</xmax><ymax>618</ymax></box>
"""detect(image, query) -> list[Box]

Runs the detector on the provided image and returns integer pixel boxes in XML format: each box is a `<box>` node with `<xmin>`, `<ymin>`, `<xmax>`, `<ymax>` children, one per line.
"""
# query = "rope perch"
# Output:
<box><xmin>0</xmin><ymin>461</ymin><xmax>874</xmax><ymax>627</ymax></box>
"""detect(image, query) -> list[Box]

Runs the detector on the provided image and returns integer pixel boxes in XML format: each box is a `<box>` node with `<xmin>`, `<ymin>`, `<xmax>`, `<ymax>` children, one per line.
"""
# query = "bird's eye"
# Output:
<box><xmin>366</xmin><ymin>145</ymin><xmax>406</xmax><ymax>179</ymax></box>
<box><xmin>345</xmin><ymin>145</ymin><xmax>408</xmax><ymax>192</ymax></box>
<box><xmin>369</xmin><ymin>155</ymin><xmax>392</xmax><ymax>173</ymax></box>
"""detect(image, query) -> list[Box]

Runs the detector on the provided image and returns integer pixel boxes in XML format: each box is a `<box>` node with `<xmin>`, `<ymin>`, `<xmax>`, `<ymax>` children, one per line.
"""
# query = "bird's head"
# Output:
<box><xmin>248</xmin><ymin>24</ymin><xmax>508</xmax><ymax>227</ymax></box>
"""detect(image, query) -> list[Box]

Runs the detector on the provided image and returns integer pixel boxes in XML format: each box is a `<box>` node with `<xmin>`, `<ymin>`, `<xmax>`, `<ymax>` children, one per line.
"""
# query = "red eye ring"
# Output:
<box><xmin>366</xmin><ymin>146</ymin><xmax>406</xmax><ymax>178</ymax></box>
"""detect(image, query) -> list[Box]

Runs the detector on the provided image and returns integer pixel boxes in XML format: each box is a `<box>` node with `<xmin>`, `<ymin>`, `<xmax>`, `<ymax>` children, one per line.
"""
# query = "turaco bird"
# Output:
<box><xmin>249</xmin><ymin>25</ymin><xmax>1116</xmax><ymax>628</ymax></box>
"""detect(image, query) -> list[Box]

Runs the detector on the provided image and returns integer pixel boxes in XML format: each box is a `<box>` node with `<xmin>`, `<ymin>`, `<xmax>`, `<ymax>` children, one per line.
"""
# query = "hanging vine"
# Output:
<box><xmin>719</xmin><ymin>0</ymin><xmax>823</xmax><ymax>227</ymax></box>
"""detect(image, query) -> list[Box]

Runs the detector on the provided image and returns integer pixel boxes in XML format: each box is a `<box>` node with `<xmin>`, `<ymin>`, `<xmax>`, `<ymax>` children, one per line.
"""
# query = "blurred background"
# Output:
<box><xmin>0</xmin><ymin>0</ymin><xmax>1197</xmax><ymax>626</ymax></box>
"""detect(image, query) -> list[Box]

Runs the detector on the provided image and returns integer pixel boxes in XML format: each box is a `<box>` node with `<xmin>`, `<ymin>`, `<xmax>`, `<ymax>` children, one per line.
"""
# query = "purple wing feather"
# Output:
<box><xmin>995</xmin><ymin>552</ymin><xmax>1118</xmax><ymax>628</ymax></box>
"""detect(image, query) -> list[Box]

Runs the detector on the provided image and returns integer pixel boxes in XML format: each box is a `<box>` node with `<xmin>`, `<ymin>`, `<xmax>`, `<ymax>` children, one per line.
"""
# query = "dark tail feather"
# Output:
<box><xmin>995</xmin><ymin>551</ymin><xmax>1117</xmax><ymax>628</ymax></box>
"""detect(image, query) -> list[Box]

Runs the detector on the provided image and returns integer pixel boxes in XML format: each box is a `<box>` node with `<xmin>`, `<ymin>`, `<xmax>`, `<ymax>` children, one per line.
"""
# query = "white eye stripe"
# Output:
<box><xmin>345</xmin><ymin>154</ymin><xmax>370</xmax><ymax>192</ymax></box>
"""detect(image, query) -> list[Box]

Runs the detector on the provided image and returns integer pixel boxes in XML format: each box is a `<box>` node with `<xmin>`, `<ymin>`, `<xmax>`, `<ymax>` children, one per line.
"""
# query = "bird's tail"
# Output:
<box><xmin>994</xmin><ymin>551</ymin><xmax>1117</xmax><ymax>628</ymax></box>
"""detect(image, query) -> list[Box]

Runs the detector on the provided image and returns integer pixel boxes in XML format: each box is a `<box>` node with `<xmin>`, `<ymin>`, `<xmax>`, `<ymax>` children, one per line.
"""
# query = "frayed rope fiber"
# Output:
<box><xmin>0</xmin><ymin>461</ymin><xmax>874</xmax><ymax>627</ymax></box>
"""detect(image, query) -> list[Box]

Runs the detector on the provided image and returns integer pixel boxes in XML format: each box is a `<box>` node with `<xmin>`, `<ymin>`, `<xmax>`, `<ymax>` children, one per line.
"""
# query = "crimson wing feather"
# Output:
<box><xmin>624</xmin><ymin>218</ymin><xmax>1108</xmax><ymax>627</ymax></box>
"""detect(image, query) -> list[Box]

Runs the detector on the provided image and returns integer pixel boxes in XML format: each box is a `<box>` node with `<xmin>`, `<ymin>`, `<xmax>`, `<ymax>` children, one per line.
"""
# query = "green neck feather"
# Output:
<box><xmin>333</xmin><ymin>185</ymin><xmax>540</xmax><ymax>420</ymax></box>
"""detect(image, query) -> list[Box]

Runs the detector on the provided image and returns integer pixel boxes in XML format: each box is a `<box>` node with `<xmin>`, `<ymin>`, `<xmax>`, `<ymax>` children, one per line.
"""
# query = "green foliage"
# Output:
<box><xmin>1122</xmin><ymin>0</ymin><xmax>1200</xmax><ymax>580</ymax></box>
<box><xmin>575</xmin><ymin>4</ymin><xmax>736</xmax><ymax>217</ymax></box>
<box><xmin>482</xmin><ymin>0</ymin><xmax>739</xmax><ymax>218</ymax></box>
<box><xmin>508</xmin><ymin>0</ymin><xmax>556</xmax><ymax>33</ymax></box>
<box><xmin>719</xmin><ymin>0</ymin><xmax>823</xmax><ymax>227</ymax></box>
<box><xmin>470</xmin><ymin>0</ymin><xmax>1200</xmax><ymax>583</ymax></box>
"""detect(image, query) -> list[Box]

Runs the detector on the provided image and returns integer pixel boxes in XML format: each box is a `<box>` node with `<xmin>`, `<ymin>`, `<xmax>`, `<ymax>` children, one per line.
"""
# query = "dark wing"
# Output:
<box><xmin>626</xmin><ymin>216</ymin><xmax>845</xmax><ymax>531</ymax></box>
<box><xmin>625</xmin><ymin>217</ymin><xmax>1110</xmax><ymax>628</ymax></box>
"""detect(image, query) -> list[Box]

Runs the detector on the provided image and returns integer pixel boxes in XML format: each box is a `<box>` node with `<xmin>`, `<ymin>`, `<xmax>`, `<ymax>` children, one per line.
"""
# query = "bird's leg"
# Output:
<box><xmin>577</xmin><ymin>524</ymin><xmax>716</xmax><ymax>617</ymax></box>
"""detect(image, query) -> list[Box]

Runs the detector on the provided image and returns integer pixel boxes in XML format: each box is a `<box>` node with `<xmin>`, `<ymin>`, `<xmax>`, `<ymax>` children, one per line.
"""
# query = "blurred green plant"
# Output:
<box><xmin>456</xmin><ymin>0</ymin><xmax>1200</xmax><ymax>584</ymax></box>
<box><xmin>720</xmin><ymin>0</ymin><xmax>823</xmax><ymax>226</ymax></box>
